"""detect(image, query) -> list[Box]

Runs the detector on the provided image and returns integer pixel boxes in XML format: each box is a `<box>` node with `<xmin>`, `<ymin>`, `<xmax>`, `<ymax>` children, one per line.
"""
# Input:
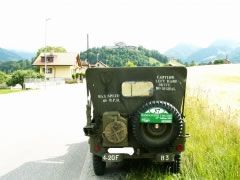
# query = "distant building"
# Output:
<box><xmin>223</xmin><ymin>59</ymin><xmax>231</xmax><ymax>64</ymax></box>
<box><xmin>105</xmin><ymin>42</ymin><xmax>138</xmax><ymax>50</ymax></box>
<box><xmin>33</xmin><ymin>52</ymin><xmax>110</xmax><ymax>79</ymax></box>
<box><xmin>209</xmin><ymin>58</ymin><xmax>231</xmax><ymax>65</ymax></box>
<box><xmin>168</xmin><ymin>58</ymin><xmax>185</xmax><ymax>66</ymax></box>
<box><xmin>33</xmin><ymin>52</ymin><xmax>81</xmax><ymax>79</ymax></box>
<box><xmin>78</xmin><ymin>59</ymin><xmax>90</xmax><ymax>74</ymax></box>
<box><xmin>223</xmin><ymin>55</ymin><xmax>231</xmax><ymax>64</ymax></box>
<box><xmin>92</xmin><ymin>60</ymin><xmax>108</xmax><ymax>68</ymax></box>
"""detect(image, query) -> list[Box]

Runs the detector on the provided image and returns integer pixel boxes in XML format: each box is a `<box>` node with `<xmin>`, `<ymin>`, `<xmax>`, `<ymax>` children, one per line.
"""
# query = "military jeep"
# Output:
<box><xmin>83</xmin><ymin>67</ymin><xmax>188</xmax><ymax>175</ymax></box>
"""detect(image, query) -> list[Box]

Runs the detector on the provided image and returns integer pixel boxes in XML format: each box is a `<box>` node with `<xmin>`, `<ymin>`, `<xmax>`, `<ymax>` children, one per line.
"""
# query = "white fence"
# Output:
<box><xmin>24</xmin><ymin>78</ymin><xmax>65</xmax><ymax>89</ymax></box>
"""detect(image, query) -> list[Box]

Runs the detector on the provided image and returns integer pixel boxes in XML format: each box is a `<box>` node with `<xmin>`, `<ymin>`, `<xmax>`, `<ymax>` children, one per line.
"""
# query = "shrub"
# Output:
<box><xmin>72</xmin><ymin>74</ymin><xmax>76</xmax><ymax>79</ymax></box>
<box><xmin>0</xmin><ymin>71</ymin><xmax>9</xmax><ymax>84</ymax></box>
<box><xmin>7</xmin><ymin>70</ymin><xmax>43</xmax><ymax>89</ymax></box>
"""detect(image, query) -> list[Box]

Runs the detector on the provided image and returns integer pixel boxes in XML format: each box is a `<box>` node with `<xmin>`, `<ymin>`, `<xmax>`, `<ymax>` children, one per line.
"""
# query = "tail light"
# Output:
<box><xmin>94</xmin><ymin>145</ymin><xmax>101</xmax><ymax>153</ymax></box>
<box><xmin>176</xmin><ymin>144</ymin><xmax>184</xmax><ymax>152</ymax></box>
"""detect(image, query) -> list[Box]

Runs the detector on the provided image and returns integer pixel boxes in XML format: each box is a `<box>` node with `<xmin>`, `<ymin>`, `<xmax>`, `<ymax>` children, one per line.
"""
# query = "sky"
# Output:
<box><xmin>1</xmin><ymin>0</ymin><xmax>240</xmax><ymax>53</ymax></box>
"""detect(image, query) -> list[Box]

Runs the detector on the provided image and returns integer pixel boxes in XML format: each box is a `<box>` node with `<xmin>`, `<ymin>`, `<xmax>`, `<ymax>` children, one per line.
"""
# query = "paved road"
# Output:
<box><xmin>80</xmin><ymin>151</ymin><xmax>127</xmax><ymax>180</ymax></box>
<box><xmin>0</xmin><ymin>83</ymin><xmax>89</xmax><ymax>180</ymax></box>
<box><xmin>0</xmin><ymin>83</ymin><xmax>127</xmax><ymax>180</ymax></box>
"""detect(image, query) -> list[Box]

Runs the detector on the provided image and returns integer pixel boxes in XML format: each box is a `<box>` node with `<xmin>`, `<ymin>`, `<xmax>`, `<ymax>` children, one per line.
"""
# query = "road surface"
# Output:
<box><xmin>0</xmin><ymin>82</ymin><xmax>127</xmax><ymax>180</ymax></box>
<box><xmin>0</xmin><ymin>83</ymin><xmax>89</xmax><ymax>180</ymax></box>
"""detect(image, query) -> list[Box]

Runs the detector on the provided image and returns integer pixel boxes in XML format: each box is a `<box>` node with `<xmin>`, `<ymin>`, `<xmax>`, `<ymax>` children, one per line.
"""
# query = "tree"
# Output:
<box><xmin>7</xmin><ymin>70</ymin><xmax>43</xmax><ymax>89</ymax></box>
<box><xmin>184</xmin><ymin>62</ymin><xmax>189</xmax><ymax>67</ymax></box>
<box><xmin>214</xmin><ymin>59</ymin><xmax>224</xmax><ymax>64</ymax></box>
<box><xmin>190</xmin><ymin>60</ymin><xmax>196</xmax><ymax>66</ymax></box>
<box><xmin>0</xmin><ymin>60</ymin><xmax>33</xmax><ymax>73</ymax></box>
<box><xmin>80</xmin><ymin>45</ymin><xmax>168</xmax><ymax>67</ymax></box>
<box><xmin>125</xmin><ymin>60</ymin><xmax>137</xmax><ymax>67</ymax></box>
<box><xmin>35</xmin><ymin>46</ymin><xmax>67</xmax><ymax>60</ymax></box>
<box><xmin>0</xmin><ymin>71</ymin><xmax>9</xmax><ymax>84</ymax></box>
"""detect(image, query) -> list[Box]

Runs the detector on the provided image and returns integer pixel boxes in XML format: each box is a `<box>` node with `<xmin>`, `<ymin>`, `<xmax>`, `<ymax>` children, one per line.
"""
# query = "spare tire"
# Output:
<box><xmin>132</xmin><ymin>101</ymin><xmax>183</xmax><ymax>148</ymax></box>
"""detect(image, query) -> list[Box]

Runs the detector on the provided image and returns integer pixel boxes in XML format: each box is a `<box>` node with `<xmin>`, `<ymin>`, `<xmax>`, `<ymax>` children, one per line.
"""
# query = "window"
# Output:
<box><xmin>122</xmin><ymin>81</ymin><xmax>153</xmax><ymax>97</ymax></box>
<box><xmin>41</xmin><ymin>55</ymin><xmax>54</xmax><ymax>62</ymax></box>
<box><xmin>42</xmin><ymin>68</ymin><xmax>53</xmax><ymax>74</ymax></box>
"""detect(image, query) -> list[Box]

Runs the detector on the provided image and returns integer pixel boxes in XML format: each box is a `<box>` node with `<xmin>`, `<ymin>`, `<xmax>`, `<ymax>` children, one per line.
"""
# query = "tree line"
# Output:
<box><xmin>0</xmin><ymin>45</ymin><xmax>169</xmax><ymax>89</ymax></box>
<box><xmin>0</xmin><ymin>59</ymin><xmax>34</xmax><ymax>73</ymax></box>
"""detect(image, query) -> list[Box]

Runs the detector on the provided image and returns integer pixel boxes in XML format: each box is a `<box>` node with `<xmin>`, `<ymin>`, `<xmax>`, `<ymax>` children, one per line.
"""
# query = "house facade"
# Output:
<box><xmin>92</xmin><ymin>60</ymin><xmax>108</xmax><ymax>68</ymax></box>
<box><xmin>33</xmin><ymin>52</ymin><xmax>81</xmax><ymax>79</ymax></box>
<box><xmin>33</xmin><ymin>52</ymin><xmax>109</xmax><ymax>79</ymax></box>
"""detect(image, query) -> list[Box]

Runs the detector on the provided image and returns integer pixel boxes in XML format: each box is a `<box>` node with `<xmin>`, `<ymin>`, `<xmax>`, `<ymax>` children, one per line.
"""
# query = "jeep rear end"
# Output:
<box><xmin>83</xmin><ymin>67</ymin><xmax>188</xmax><ymax>175</ymax></box>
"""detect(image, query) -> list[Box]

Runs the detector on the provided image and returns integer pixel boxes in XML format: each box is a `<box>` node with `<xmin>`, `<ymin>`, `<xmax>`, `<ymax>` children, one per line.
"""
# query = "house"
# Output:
<box><xmin>223</xmin><ymin>59</ymin><xmax>231</xmax><ymax>64</ymax></box>
<box><xmin>79</xmin><ymin>60</ymin><xmax>108</xmax><ymax>69</ymax></box>
<box><xmin>33</xmin><ymin>52</ymin><xmax>81</xmax><ymax>79</ymax></box>
<box><xmin>92</xmin><ymin>60</ymin><xmax>108</xmax><ymax>68</ymax></box>
<box><xmin>208</xmin><ymin>58</ymin><xmax>231</xmax><ymax>65</ymax></box>
<box><xmin>78</xmin><ymin>60</ymin><xmax>90</xmax><ymax>74</ymax></box>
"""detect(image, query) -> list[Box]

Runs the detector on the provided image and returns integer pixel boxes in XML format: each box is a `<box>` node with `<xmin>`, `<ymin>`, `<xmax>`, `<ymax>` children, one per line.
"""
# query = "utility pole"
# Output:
<box><xmin>44</xmin><ymin>18</ymin><xmax>51</xmax><ymax>87</ymax></box>
<box><xmin>86</xmin><ymin>34</ymin><xmax>89</xmax><ymax>63</ymax></box>
<box><xmin>97</xmin><ymin>53</ymin><xmax>99</xmax><ymax>62</ymax></box>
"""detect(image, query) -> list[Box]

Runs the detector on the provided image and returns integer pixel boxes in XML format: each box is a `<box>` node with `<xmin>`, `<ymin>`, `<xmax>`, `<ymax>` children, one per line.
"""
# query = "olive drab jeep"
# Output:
<box><xmin>83</xmin><ymin>67</ymin><xmax>189</xmax><ymax>175</ymax></box>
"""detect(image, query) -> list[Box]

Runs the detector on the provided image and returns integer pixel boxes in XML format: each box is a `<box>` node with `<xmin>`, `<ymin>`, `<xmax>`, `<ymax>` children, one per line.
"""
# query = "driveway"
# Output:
<box><xmin>0</xmin><ymin>83</ymin><xmax>88</xmax><ymax>179</ymax></box>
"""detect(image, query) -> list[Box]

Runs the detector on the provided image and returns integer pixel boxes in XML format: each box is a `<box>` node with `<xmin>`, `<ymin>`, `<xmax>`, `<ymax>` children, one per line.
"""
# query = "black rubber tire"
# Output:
<box><xmin>93</xmin><ymin>154</ymin><xmax>106</xmax><ymax>176</ymax></box>
<box><xmin>165</xmin><ymin>154</ymin><xmax>181</xmax><ymax>173</ymax></box>
<box><xmin>132</xmin><ymin>100</ymin><xmax>183</xmax><ymax>148</ymax></box>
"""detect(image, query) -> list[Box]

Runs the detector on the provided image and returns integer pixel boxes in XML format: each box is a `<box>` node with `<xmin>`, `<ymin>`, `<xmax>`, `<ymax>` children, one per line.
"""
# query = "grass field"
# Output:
<box><xmin>187</xmin><ymin>64</ymin><xmax>240</xmax><ymax>113</ymax></box>
<box><xmin>0</xmin><ymin>89</ymin><xmax>22</xmax><ymax>94</ymax></box>
<box><xmin>127</xmin><ymin>64</ymin><xmax>240</xmax><ymax>179</ymax></box>
<box><xmin>127</xmin><ymin>93</ymin><xmax>240</xmax><ymax>179</ymax></box>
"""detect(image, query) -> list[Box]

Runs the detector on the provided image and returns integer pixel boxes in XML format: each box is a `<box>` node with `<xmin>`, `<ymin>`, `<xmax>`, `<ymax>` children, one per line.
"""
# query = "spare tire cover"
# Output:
<box><xmin>132</xmin><ymin>100</ymin><xmax>183</xmax><ymax>148</ymax></box>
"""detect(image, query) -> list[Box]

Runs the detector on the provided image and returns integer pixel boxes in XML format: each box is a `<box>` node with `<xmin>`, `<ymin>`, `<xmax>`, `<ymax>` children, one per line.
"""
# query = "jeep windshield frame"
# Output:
<box><xmin>122</xmin><ymin>81</ymin><xmax>154</xmax><ymax>97</ymax></box>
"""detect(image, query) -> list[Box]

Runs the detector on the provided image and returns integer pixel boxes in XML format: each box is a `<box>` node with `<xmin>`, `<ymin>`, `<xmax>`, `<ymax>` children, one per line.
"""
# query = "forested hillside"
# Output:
<box><xmin>80</xmin><ymin>45</ymin><xmax>168</xmax><ymax>67</ymax></box>
<box><xmin>0</xmin><ymin>60</ymin><xmax>33</xmax><ymax>73</ymax></box>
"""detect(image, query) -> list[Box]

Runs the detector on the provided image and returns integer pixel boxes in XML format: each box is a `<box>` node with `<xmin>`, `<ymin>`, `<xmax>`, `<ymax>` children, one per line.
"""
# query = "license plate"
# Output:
<box><xmin>156</xmin><ymin>154</ymin><xmax>175</xmax><ymax>162</ymax></box>
<box><xmin>102</xmin><ymin>154</ymin><xmax>123</xmax><ymax>162</ymax></box>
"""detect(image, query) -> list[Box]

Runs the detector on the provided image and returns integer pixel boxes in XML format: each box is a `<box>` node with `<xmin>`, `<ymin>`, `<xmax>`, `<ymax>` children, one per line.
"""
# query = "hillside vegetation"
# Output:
<box><xmin>80</xmin><ymin>45</ymin><xmax>168</xmax><ymax>67</ymax></box>
<box><xmin>0</xmin><ymin>60</ymin><xmax>33</xmax><ymax>73</ymax></box>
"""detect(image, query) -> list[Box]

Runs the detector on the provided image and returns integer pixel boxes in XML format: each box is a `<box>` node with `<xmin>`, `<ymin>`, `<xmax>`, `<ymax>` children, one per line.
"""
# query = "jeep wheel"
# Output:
<box><xmin>132</xmin><ymin>101</ymin><xmax>183</xmax><ymax>148</ymax></box>
<box><xmin>93</xmin><ymin>154</ymin><xmax>106</xmax><ymax>176</ymax></box>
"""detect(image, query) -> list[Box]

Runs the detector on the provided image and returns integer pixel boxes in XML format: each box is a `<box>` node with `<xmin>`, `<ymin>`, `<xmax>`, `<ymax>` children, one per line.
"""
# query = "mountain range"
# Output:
<box><xmin>165</xmin><ymin>40</ymin><xmax>240</xmax><ymax>63</ymax></box>
<box><xmin>0</xmin><ymin>48</ymin><xmax>34</xmax><ymax>61</ymax></box>
<box><xmin>1</xmin><ymin>40</ymin><xmax>240</xmax><ymax>64</ymax></box>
